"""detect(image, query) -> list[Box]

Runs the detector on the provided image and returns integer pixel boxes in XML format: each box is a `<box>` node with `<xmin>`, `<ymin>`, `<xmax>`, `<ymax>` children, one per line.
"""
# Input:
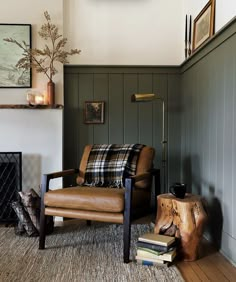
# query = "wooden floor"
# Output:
<box><xmin>176</xmin><ymin>239</ymin><xmax>236</xmax><ymax>281</ymax></box>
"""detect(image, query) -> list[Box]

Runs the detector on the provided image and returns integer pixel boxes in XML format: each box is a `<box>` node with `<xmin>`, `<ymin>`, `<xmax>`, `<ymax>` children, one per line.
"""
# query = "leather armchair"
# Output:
<box><xmin>39</xmin><ymin>145</ymin><xmax>160</xmax><ymax>263</ymax></box>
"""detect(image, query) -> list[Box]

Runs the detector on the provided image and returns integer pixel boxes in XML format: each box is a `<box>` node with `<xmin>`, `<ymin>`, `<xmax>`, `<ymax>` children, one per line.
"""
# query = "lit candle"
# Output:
<box><xmin>43</xmin><ymin>90</ymin><xmax>48</xmax><ymax>105</ymax></box>
<box><xmin>35</xmin><ymin>95</ymin><xmax>44</xmax><ymax>105</ymax></box>
<box><xmin>185</xmin><ymin>15</ymin><xmax>187</xmax><ymax>42</ymax></box>
<box><xmin>189</xmin><ymin>15</ymin><xmax>192</xmax><ymax>43</ymax></box>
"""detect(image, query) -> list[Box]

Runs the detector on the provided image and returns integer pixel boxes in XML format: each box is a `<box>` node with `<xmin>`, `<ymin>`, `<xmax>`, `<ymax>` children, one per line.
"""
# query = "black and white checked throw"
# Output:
<box><xmin>84</xmin><ymin>144</ymin><xmax>144</xmax><ymax>188</ymax></box>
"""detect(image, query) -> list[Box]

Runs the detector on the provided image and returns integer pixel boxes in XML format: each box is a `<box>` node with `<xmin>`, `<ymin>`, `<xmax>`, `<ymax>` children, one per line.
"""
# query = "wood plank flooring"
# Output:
<box><xmin>176</xmin><ymin>239</ymin><xmax>236</xmax><ymax>281</ymax></box>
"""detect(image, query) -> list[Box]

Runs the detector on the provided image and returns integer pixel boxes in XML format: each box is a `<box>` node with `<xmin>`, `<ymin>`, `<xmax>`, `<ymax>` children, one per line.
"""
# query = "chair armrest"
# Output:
<box><xmin>129</xmin><ymin>168</ymin><xmax>160</xmax><ymax>184</ymax></box>
<box><xmin>124</xmin><ymin>170</ymin><xmax>155</xmax><ymax>204</ymax></box>
<box><xmin>149</xmin><ymin>168</ymin><xmax>160</xmax><ymax>176</ymax></box>
<box><xmin>124</xmin><ymin>168</ymin><xmax>160</xmax><ymax>217</ymax></box>
<box><xmin>41</xmin><ymin>168</ymin><xmax>79</xmax><ymax>194</ymax></box>
<box><xmin>44</xmin><ymin>168</ymin><xmax>79</xmax><ymax>180</ymax></box>
<box><xmin>130</xmin><ymin>172</ymin><xmax>152</xmax><ymax>183</ymax></box>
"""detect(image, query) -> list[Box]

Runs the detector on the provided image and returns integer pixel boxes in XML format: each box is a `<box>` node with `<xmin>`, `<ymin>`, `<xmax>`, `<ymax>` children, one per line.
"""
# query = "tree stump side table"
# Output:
<box><xmin>154</xmin><ymin>193</ymin><xmax>207</xmax><ymax>261</ymax></box>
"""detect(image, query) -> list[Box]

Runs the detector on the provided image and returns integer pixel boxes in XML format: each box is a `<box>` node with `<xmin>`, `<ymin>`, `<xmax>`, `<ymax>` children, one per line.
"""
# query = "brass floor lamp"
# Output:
<box><xmin>131</xmin><ymin>93</ymin><xmax>167</xmax><ymax>192</ymax></box>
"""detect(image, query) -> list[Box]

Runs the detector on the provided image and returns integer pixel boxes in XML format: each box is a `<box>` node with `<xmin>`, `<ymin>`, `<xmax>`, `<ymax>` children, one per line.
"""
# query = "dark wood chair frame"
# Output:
<box><xmin>39</xmin><ymin>168</ymin><xmax>160</xmax><ymax>263</ymax></box>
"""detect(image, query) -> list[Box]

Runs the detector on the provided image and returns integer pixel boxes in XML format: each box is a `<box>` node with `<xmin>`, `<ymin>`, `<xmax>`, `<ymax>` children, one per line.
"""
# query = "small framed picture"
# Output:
<box><xmin>84</xmin><ymin>101</ymin><xmax>105</xmax><ymax>124</ymax></box>
<box><xmin>192</xmin><ymin>0</ymin><xmax>215</xmax><ymax>51</ymax></box>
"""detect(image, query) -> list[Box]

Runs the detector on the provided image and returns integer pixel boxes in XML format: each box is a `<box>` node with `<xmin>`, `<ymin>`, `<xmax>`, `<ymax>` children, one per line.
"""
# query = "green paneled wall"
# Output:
<box><xmin>64</xmin><ymin>66</ymin><xmax>181</xmax><ymax>193</ymax></box>
<box><xmin>180</xmin><ymin>17</ymin><xmax>236</xmax><ymax>264</ymax></box>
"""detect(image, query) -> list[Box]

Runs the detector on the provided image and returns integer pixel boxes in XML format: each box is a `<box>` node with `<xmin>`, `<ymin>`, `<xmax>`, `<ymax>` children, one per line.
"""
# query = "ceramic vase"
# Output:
<box><xmin>47</xmin><ymin>80</ymin><xmax>55</xmax><ymax>105</ymax></box>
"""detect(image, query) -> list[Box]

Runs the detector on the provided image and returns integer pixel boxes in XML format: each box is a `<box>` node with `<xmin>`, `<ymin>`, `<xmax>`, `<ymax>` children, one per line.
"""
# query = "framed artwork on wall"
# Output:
<box><xmin>84</xmin><ymin>101</ymin><xmax>105</xmax><ymax>124</ymax></box>
<box><xmin>0</xmin><ymin>24</ymin><xmax>31</xmax><ymax>88</ymax></box>
<box><xmin>192</xmin><ymin>0</ymin><xmax>215</xmax><ymax>51</ymax></box>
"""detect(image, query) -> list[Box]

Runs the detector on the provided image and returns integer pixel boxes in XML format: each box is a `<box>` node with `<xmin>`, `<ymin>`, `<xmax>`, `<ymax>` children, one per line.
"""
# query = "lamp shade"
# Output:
<box><xmin>131</xmin><ymin>93</ymin><xmax>156</xmax><ymax>102</ymax></box>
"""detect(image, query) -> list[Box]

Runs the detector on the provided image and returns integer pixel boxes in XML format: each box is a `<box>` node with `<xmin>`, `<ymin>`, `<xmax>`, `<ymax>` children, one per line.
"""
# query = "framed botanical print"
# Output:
<box><xmin>0</xmin><ymin>24</ymin><xmax>31</xmax><ymax>88</ymax></box>
<box><xmin>192</xmin><ymin>0</ymin><xmax>215</xmax><ymax>51</ymax></box>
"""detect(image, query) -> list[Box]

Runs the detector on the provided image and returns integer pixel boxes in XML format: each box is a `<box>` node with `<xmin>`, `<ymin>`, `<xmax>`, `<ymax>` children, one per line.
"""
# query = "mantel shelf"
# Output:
<box><xmin>0</xmin><ymin>104</ymin><xmax>63</xmax><ymax>109</ymax></box>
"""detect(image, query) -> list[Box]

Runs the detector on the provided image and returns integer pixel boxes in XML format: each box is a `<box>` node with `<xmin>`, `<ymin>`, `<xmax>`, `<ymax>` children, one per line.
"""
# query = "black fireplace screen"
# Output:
<box><xmin>0</xmin><ymin>152</ymin><xmax>22</xmax><ymax>223</ymax></box>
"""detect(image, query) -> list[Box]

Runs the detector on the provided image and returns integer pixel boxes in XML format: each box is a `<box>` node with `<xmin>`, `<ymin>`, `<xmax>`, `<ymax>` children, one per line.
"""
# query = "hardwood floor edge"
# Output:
<box><xmin>219</xmin><ymin>249</ymin><xmax>236</xmax><ymax>267</ymax></box>
<box><xmin>203</xmin><ymin>234</ymin><xmax>236</xmax><ymax>267</ymax></box>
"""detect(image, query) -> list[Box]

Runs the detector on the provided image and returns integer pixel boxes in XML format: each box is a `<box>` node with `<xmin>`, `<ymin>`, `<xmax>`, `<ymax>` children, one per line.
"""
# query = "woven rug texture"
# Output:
<box><xmin>0</xmin><ymin>222</ymin><xmax>184</xmax><ymax>282</ymax></box>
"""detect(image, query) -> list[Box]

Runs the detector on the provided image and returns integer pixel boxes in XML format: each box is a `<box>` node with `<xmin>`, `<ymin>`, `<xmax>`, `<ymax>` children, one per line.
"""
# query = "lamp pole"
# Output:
<box><xmin>160</xmin><ymin>98</ymin><xmax>167</xmax><ymax>193</ymax></box>
<box><xmin>131</xmin><ymin>94</ymin><xmax>167</xmax><ymax>192</ymax></box>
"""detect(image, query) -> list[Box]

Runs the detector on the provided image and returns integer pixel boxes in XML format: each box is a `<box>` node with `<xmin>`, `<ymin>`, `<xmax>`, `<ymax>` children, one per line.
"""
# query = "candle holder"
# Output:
<box><xmin>185</xmin><ymin>40</ymin><xmax>188</xmax><ymax>59</ymax></box>
<box><xmin>184</xmin><ymin>14</ymin><xmax>192</xmax><ymax>59</ymax></box>
<box><xmin>188</xmin><ymin>41</ymin><xmax>192</xmax><ymax>57</ymax></box>
<box><xmin>185</xmin><ymin>14</ymin><xmax>188</xmax><ymax>59</ymax></box>
<box><xmin>188</xmin><ymin>15</ymin><xmax>192</xmax><ymax>57</ymax></box>
<box><xmin>26</xmin><ymin>90</ymin><xmax>45</xmax><ymax>106</ymax></box>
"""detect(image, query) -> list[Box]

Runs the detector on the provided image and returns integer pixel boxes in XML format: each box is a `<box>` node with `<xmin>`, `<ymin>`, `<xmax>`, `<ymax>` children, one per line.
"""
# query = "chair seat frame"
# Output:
<box><xmin>39</xmin><ymin>168</ymin><xmax>160</xmax><ymax>263</ymax></box>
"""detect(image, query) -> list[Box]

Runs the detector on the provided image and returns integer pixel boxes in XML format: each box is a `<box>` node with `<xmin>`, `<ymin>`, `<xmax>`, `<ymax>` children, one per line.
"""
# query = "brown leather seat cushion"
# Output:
<box><xmin>44</xmin><ymin>186</ymin><xmax>150</xmax><ymax>213</ymax></box>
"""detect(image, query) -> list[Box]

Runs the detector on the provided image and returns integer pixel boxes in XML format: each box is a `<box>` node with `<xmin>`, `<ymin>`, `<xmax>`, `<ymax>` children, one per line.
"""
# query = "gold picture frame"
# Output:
<box><xmin>192</xmin><ymin>0</ymin><xmax>215</xmax><ymax>51</ymax></box>
<box><xmin>84</xmin><ymin>101</ymin><xmax>105</xmax><ymax>124</ymax></box>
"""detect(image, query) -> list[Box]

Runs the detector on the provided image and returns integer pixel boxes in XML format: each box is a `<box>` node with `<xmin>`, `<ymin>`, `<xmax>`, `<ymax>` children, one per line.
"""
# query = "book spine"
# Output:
<box><xmin>136</xmin><ymin>258</ymin><xmax>169</xmax><ymax>267</ymax></box>
<box><xmin>137</xmin><ymin>249</ymin><xmax>175</xmax><ymax>262</ymax></box>
<box><xmin>137</xmin><ymin>241</ymin><xmax>169</xmax><ymax>252</ymax></box>
<box><xmin>138</xmin><ymin>238</ymin><xmax>167</xmax><ymax>246</ymax></box>
<box><xmin>136</xmin><ymin>260</ymin><xmax>164</xmax><ymax>266</ymax></box>
<box><xmin>137</xmin><ymin>246</ymin><xmax>175</xmax><ymax>256</ymax></box>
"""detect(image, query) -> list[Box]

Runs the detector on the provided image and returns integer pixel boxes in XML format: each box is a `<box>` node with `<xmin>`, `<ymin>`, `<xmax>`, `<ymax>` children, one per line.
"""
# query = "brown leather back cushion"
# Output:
<box><xmin>76</xmin><ymin>145</ymin><xmax>155</xmax><ymax>189</ymax></box>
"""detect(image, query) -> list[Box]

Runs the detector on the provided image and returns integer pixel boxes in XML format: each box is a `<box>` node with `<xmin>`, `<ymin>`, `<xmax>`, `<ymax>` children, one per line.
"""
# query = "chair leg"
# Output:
<box><xmin>123</xmin><ymin>178</ymin><xmax>133</xmax><ymax>263</ymax></box>
<box><xmin>123</xmin><ymin>213</ymin><xmax>131</xmax><ymax>263</ymax></box>
<box><xmin>86</xmin><ymin>220</ymin><xmax>91</xmax><ymax>226</ymax></box>
<box><xmin>39</xmin><ymin>174</ymin><xmax>49</xmax><ymax>249</ymax></box>
<box><xmin>39</xmin><ymin>207</ymin><xmax>47</xmax><ymax>249</ymax></box>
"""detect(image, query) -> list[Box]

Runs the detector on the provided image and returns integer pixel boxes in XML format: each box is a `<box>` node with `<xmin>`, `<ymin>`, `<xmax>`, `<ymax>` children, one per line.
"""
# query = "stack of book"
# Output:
<box><xmin>135</xmin><ymin>233</ymin><xmax>176</xmax><ymax>266</ymax></box>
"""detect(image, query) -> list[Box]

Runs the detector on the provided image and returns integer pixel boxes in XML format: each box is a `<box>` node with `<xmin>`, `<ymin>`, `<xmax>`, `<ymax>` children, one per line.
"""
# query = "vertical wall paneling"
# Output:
<box><xmin>124</xmin><ymin>74</ymin><xmax>139</xmax><ymax>143</ymax></box>
<box><xmin>93</xmin><ymin>74</ymin><xmax>109</xmax><ymax>144</ymax></box>
<box><xmin>78</xmin><ymin>74</ymin><xmax>94</xmax><ymax>156</ymax></box>
<box><xmin>180</xmin><ymin>18</ymin><xmax>236</xmax><ymax>264</ymax></box>
<box><xmin>181</xmin><ymin>69</ymin><xmax>192</xmax><ymax>189</ymax></box>
<box><xmin>233</xmin><ymin>37</ymin><xmax>236</xmax><ymax>240</ymax></box>
<box><xmin>109</xmin><ymin>74</ymin><xmax>124</xmax><ymax>143</ymax></box>
<box><xmin>209</xmin><ymin>55</ymin><xmax>218</xmax><ymax>202</ymax></box>
<box><xmin>189</xmin><ymin>64</ymin><xmax>200</xmax><ymax>196</ymax></box>
<box><xmin>63</xmin><ymin>73</ymin><xmax>79</xmax><ymax>186</ymax></box>
<box><xmin>64</xmin><ymin>66</ymin><xmax>181</xmax><ymax>195</ymax></box>
<box><xmin>215</xmin><ymin>45</ymin><xmax>225</xmax><ymax>210</ymax></box>
<box><xmin>138</xmin><ymin>74</ymin><xmax>153</xmax><ymax>146</ymax></box>
<box><xmin>63</xmin><ymin>73</ymin><xmax>79</xmax><ymax>170</ymax></box>
<box><xmin>167</xmin><ymin>74</ymin><xmax>181</xmax><ymax>188</ymax></box>
<box><xmin>152</xmin><ymin>74</ymin><xmax>167</xmax><ymax>170</ymax></box>
<box><xmin>152</xmin><ymin>74</ymin><xmax>170</xmax><ymax>192</ymax></box>
<box><xmin>199</xmin><ymin>57</ymin><xmax>210</xmax><ymax>198</ymax></box>
<box><xmin>222</xmin><ymin>37</ymin><xmax>234</xmax><ymax>236</ymax></box>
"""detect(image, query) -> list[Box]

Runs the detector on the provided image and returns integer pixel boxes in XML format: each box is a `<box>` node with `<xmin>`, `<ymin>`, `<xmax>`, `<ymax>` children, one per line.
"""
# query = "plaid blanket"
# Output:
<box><xmin>84</xmin><ymin>144</ymin><xmax>145</xmax><ymax>188</ymax></box>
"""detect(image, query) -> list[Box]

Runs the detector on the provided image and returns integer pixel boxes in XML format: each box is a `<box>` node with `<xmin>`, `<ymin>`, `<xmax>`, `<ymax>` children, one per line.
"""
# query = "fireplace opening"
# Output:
<box><xmin>0</xmin><ymin>152</ymin><xmax>22</xmax><ymax>223</ymax></box>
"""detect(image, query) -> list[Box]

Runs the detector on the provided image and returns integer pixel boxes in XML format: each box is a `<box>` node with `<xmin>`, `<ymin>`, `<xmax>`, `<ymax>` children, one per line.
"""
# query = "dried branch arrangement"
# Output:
<box><xmin>4</xmin><ymin>11</ymin><xmax>80</xmax><ymax>81</ymax></box>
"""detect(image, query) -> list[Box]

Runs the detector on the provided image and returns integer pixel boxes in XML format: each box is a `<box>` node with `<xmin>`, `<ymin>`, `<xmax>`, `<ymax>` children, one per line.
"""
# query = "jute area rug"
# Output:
<box><xmin>0</xmin><ymin>221</ymin><xmax>184</xmax><ymax>282</ymax></box>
